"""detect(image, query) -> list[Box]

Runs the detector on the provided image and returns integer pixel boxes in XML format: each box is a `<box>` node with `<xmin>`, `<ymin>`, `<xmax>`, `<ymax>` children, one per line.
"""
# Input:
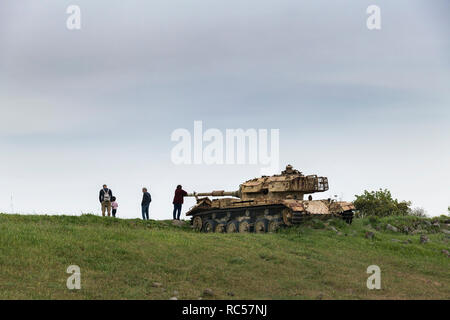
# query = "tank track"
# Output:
<box><xmin>191</xmin><ymin>204</ymin><xmax>353</xmax><ymax>233</ymax></box>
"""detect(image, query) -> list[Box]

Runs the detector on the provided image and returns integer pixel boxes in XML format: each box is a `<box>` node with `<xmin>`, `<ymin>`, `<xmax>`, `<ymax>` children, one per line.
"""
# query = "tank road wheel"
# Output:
<box><xmin>226</xmin><ymin>220</ymin><xmax>239</xmax><ymax>233</ymax></box>
<box><xmin>255</xmin><ymin>219</ymin><xmax>269</xmax><ymax>233</ymax></box>
<box><xmin>268</xmin><ymin>220</ymin><xmax>280</xmax><ymax>233</ymax></box>
<box><xmin>282</xmin><ymin>209</ymin><xmax>293</xmax><ymax>226</ymax></box>
<box><xmin>215</xmin><ymin>223</ymin><xmax>226</xmax><ymax>233</ymax></box>
<box><xmin>203</xmin><ymin>220</ymin><xmax>217</xmax><ymax>233</ymax></box>
<box><xmin>238</xmin><ymin>220</ymin><xmax>252</xmax><ymax>233</ymax></box>
<box><xmin>192</xmin><ymin>216</ymin><xmax>203</xmax><ymax>231</ymax></box>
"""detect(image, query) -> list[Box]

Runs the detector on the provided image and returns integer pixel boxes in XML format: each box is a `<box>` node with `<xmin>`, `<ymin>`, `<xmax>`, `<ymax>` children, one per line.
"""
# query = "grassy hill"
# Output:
<box><xmin>0</xmin><ymin>213</ymin><xmax>448</xmax><ymax>300</ymax></box>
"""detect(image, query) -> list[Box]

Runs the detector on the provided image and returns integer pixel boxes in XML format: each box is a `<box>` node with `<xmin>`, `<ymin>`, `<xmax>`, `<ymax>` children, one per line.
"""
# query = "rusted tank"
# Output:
<box><xmin>186</xmin><ymin>165</ymin><xmax>355</xmax><ymax>233</ymax></box>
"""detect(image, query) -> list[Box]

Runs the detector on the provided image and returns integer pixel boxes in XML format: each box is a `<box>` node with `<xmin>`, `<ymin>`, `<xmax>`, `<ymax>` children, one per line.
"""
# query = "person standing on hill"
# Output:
<box><xmin>111</xmin><ymin>196</ymin><xmax>118</xmax><ymax>218</ymax></box>
<box><xmin>99</xmin><ymin>184</ymin><xmax>113</xmax><ymax>217</ymax></box>
<box><xmin>141</xmin><ymin>187</ymin><xmax>152</xmax><ymax>220</ymax></box>
<box><xmin>173</xmin><ymin>185</ymin><xmax>188</xmax><ymax>220</ymax></box>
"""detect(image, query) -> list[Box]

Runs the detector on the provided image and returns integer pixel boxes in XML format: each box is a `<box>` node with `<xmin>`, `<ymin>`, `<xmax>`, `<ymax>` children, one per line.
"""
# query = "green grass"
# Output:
<box><xmin>0</xmin><ymin>213</ymin><xmax>449</xmax><ymax>300</ymax></box>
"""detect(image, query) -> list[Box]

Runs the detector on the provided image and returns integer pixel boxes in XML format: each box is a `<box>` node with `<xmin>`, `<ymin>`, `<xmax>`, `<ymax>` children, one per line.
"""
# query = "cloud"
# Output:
<box><xmin>0</xmin><ymin>0</ymin><xmax>448</xmax><ymax>217</ymax></box>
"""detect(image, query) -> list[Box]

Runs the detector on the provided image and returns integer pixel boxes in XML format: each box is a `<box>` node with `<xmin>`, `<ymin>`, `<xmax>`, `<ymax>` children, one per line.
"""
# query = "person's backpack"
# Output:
<box><xmin>103</xmin><ymin>189</ymin><xmax>111</xmax><ymax>202</ymax></box>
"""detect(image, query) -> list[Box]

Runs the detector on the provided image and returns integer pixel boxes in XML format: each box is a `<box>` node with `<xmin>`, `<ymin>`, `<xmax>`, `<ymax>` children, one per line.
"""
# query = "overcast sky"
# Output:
<box><xmin>0</xmin><ymin>0</ymin><xmax>449</xmax><ymax>218</ymax></box>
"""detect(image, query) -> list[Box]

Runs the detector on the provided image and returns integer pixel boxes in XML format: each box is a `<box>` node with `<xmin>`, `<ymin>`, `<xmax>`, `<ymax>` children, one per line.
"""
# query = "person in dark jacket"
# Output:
<box><xmin>99</xmin><ymin>184</ymin><xmax>113</xmax><ymax>217</ymax></box>
<box><xmin>172</xmin><ymin>185</ymin><xmax>188</xmax><ymax>220</ymax></box>
<box><xmin>141</xmin><ymin>187</ymin><xmax>152</xmax><ymax>220</ymax></box>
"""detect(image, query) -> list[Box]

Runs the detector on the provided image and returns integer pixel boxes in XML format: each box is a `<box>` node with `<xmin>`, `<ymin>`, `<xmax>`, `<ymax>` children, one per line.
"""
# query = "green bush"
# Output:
<box><xmin>368</xmin><ymin>216</ymin><xmax>379</xmax><ymax>224</ymax></box>
<box><xmin>329</xmin><ymin>217</ymin><xmax>348</xmax><ymax>229</ymax></box>
<box><xmin>409</xmin><ymin>207</ymin><xmax>427</xmax><ymax>217</ymax></box>
<box><xmin>354</xmin><ymin>189</ymin><xmax>411</xmax><ymax>217</ymax></box>
<box><xmin>310</xmin><ymin>218</ymin><xmax>326</xmax><ymax>229</ymax></box>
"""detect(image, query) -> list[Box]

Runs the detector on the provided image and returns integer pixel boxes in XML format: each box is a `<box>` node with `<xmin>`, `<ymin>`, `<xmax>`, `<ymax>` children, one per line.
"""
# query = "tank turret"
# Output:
<box><xmin>187</xmin><ymin>164</ymin><xmax>328</xmax><ymax>201</ymax></box>
<box><xmin>186</xmin><ymin>165</ymin><xmax>354</xmax><ymax>233</ymax></box>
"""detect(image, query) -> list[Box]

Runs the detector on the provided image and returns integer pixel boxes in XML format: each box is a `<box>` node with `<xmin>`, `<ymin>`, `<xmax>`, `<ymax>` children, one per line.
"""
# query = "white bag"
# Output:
<box><xmin>103</xmin><ymin>189</ymin><xmax>111</xmax><ymax>202</ymax></box>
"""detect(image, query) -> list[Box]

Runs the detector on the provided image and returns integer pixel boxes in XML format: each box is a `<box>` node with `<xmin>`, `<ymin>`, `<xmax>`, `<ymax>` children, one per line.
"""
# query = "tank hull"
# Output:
<box><xmin>187</xmin><ymin>198</ymin><xmax>355</xmax><ymax>232</ymax></box>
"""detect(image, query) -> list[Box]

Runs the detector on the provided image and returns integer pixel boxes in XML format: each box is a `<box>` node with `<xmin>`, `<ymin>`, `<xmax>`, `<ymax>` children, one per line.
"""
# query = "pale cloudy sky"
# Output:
<box><xmin>0</xmin><ymin>0</ymin><xmax>449</xmax><ymax>218</ymax></box>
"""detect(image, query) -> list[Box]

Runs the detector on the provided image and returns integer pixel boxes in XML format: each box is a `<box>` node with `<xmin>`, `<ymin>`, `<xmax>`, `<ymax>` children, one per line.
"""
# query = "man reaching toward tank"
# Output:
<box><xmin>173</xmin><ymin>185</ymin><xmax>188</xmax><ymax>220</ymax></box>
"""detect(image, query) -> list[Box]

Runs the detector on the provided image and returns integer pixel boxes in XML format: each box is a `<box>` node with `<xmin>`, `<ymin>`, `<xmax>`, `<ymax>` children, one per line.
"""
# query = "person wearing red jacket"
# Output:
<box><xmin>173</xmin><ymin>185</ymin><xmax>188</xmax><ymax>220</ymax></box>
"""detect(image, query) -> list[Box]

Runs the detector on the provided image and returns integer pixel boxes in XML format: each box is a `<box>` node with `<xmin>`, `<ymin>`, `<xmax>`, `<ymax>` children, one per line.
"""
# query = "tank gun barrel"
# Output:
<box><xmin>187</xmin><ymin>190</ymin><xmax>240</xmax><ymax>198</ymax></box>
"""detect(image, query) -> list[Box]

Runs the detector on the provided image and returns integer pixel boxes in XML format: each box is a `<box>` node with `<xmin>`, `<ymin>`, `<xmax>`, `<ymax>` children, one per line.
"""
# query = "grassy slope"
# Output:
<box><xmin>0</xmin><ymin>214</ymin><xmax>448</xmax><ymax>300</ymax></box>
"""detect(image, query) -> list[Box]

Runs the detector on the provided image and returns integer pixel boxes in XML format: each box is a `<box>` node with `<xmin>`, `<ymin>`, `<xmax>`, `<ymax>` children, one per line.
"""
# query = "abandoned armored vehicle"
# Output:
<box><xmin>186</xmin><ymin>165</ymin><xmax>355</xmax><ymax>233</ymax></box>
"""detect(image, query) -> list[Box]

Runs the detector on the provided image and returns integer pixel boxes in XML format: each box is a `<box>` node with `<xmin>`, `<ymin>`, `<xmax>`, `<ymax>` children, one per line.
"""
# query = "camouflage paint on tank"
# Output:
<box><xmin>187</xmin><ymin>165</ymin><xmax>354</xmax><ymax>215</ymax></box>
